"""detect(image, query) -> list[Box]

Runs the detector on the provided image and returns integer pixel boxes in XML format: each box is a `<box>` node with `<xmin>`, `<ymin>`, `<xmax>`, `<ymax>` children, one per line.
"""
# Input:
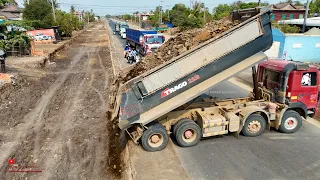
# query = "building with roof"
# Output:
<box><xmin>0</xmin><ymin>5</ymin><xmax>23</xmax><ymax>21</ymax></box>
<box><xmin>268</xmin><ymin>3</ymin><xmax>306</xmax><ymax>21</ymax></box>
<box><xmin>74</xmin><ymin>11</ymin><xmax>84</xmax><ymax>21</ymax></box>
<box><xmin>278</xmin><ymin>17</ymin><xmax>320</xmax><ymax>29</ymax></box>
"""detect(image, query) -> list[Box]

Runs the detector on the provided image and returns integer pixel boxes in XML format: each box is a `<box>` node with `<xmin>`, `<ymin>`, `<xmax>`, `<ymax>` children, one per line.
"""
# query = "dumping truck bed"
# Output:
<box><xmin>113</xmin><ymin>8</ymin><xmax>273</xmax><ymax>130</ymax></box>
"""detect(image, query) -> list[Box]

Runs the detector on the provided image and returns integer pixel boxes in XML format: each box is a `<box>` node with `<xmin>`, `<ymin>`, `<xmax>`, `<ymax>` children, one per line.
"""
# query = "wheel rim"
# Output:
<box><xmin>148</xmin><ymin>133</ymin><xmax>164</xmax><ymax>148</ymax></box>
<box><xmin>247</xmin><ymin>120</ymin><xmax>261</xmax><ymax>134</ymax></box>
<box><xmin>284</xmin><ymin>117</ymin><xmax>298</xmax><ymax>130</ymax></box>
<box><xmin>182</xmin><ymin>129</ymin><xmax>197</xmax><ymax>143</ymax></box>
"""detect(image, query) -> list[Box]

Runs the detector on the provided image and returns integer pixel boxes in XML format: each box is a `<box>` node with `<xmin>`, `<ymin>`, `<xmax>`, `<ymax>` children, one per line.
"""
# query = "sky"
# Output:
<box><xmin>15</xmin><ymin>0</ymin><xmax>308</xmax><ymax>16</ymax></box>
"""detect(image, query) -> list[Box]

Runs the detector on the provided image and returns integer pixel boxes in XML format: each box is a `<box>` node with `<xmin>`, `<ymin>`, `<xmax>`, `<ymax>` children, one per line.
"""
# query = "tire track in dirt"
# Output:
<box><xmin>40</xmin><ymin>57</ymin><xmax>93</xmax><ymax>180</ymax></box>
<box><xmin>1</xmin><ymin>23</ymin><xmax>116</xmax><ymax>180</ymax></box>
<box><xmin>0</xmin><ymin>46</ymin><xmax>87</xmax><ymax>172</ymax></box>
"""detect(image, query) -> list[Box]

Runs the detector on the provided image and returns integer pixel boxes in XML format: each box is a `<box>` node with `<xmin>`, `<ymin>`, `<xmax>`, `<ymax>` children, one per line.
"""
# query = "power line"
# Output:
<box><xmin>59</xmin><ymin>3</ymin><xmax>172</xmax><ymax>9</ymax></box>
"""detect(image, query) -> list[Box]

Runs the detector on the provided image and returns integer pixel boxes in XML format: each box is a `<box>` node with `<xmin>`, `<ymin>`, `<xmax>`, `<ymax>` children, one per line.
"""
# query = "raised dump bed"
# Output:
<box><xmin>114</xmin><ymin>8</ymin><xmax>273</xmax><ymax>130</ymax></box>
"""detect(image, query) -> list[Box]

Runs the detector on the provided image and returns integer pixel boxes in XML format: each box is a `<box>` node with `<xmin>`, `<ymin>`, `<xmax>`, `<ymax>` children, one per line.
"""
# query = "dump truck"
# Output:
<box><xmin>111</xmin><ymin>8</ymin><xmax>319</xmax><ymax>152</ymax></box>
<box><xmin>126</xmin><ymin>28</ymin><xmax>165</xmax><ymax>55</ymax></box>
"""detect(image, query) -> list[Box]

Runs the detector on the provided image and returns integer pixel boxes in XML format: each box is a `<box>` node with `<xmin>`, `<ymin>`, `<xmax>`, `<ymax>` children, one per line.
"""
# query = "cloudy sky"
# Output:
<box><xmin>15</xmin><ymin>0</ymin><xmax>307</xmax><ymax>16</ymax></box>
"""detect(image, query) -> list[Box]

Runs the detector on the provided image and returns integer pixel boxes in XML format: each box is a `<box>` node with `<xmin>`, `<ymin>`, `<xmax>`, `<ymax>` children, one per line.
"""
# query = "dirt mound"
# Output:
<box><xmin>122</xmin><ymin>19</ymin><xmax>240</xmax><ymax>82</ymax></box>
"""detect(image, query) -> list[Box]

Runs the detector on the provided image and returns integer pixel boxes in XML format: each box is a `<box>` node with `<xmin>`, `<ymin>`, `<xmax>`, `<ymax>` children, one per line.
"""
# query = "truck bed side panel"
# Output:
<box><xmin>142</xmin><ymin>20</ymin><xmax>262</xmax><ymax>94</ymax></box>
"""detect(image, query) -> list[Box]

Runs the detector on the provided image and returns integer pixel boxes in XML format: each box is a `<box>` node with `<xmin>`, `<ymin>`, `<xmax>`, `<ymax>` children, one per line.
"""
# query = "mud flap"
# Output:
<box><xmin>233</xmin><ymin>118</ymin><xmax>244</xmax><ymax>139</ymax></box>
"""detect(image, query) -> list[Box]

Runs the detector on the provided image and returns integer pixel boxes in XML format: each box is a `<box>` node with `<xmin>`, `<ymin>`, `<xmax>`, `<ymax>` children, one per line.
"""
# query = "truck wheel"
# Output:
<box><xmin>173</xmin><ymin>119</ymin><xmax>194</xmax><ymax>137</ymax></box>
<box><xmin>279</xmin><ymin>110</ymin><xmax>302</xmax><ymax>133</ymax></box>
<box><xmin>242</xmin><ymin>114</ymin><xmax>266</xmax><ymax>137</ymax></box>
<box><xmin>141</xmin><ymin>124</ymin><xmax>168</xmax><ymax>152</ymax></box>
<box><xmin>175</xmin><ymin>121</ymin><xmax>201</xmax><ymax>147</ymax></box>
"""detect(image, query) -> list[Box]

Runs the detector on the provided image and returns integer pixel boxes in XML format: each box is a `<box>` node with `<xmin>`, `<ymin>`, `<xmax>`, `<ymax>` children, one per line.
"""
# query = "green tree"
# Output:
<box><xmin>213</xmin><ymin>4</ymin><xmax>232</xmax><ymax>20</ymax></box>
<box><xmin>170</xmin><ymin>4</ymin><xmax>190</xmax><ymax>27</ymax></box>
<box><xmin>122</xmin><ymin>14</ymin><xmax>131</xmax><ymax>21</ymax></box>
<box><xmin>23</xmin><ymin>0</ymin><xmax>53</xmax><ymax>28</ymax></box>
<box><xmin>70</xmin><ymin>5</ymin><xmax>75</xmax><ymax>15</ymax></box>
<box><xmin>273</xmin><ymin>22</ymin><xmax>300</xmax><ymax>33</ymax></box>
<box><xmin>310</xmin><ymin>0</ymin><xmax>320</xmax><ymax>16</ymax></box>
<box><xmin>0</xmin><ymin>0</ymin><xmax>17</xmax><ymax>7</ymax></box>
<box><xmin>213</xmin><ymin>1</ymin><xmax>268</xmax><ymax>20</ymax></box>
<box><xmin>294</xmin><ymin>1</ymin><xmax>303</xmax><ymax>6</ymax></box>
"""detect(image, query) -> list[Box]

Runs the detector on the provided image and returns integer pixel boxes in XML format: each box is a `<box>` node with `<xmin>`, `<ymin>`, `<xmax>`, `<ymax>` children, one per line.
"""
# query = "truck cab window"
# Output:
<box><xmin>301</xmin><ymin>72</ymin><xmax>317</xmax><ymax>86</ymax></box>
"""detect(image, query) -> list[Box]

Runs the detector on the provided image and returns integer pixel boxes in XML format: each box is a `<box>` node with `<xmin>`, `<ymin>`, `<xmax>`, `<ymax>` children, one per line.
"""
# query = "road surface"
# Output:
<box><xmin>0</xmin><ymin>22</ymin><xmax>119</xmax><ymax>180</ymax></box>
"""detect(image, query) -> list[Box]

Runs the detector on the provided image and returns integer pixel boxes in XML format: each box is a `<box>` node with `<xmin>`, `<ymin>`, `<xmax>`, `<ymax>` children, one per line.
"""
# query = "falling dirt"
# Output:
<box><xmin>0</xmin><ymin>22</ymin><xmax>122</xmax><ymax>180</ymax></box>
<box><xmin>121</xmin><ymin>18</ymin><xmax>240</xmax><ymax>82</ymax></box>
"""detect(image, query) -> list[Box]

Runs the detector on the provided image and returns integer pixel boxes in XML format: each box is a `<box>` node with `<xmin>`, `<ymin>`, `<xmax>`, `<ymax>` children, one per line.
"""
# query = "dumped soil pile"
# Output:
<box><xmin>121</xmin><ymin>19</ymin><xmax>240</xmax><ymax>82</ymax></box>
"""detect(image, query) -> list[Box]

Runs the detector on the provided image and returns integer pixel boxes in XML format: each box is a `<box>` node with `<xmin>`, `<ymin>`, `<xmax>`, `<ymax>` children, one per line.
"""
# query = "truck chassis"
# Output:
<box><xmin>126</xmin><ymin>89</ymin><xmax>304</xmax><ymax>152</ymax></box>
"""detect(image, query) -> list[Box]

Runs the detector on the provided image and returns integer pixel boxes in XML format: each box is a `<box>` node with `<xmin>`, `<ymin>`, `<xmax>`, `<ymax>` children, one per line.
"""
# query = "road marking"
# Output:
<box><xmin>228</xmin><ymin>77</ymin><xmax>252</xmax><ymax>92</ymax></box>
<box><xmin>268</xmin><ymin>136</ymin><xmax>296</xmax><ymax>140</ymax></box>
<box><xmin>306</xmin><ymin>117</ymin><xmax>320</xmax><ymax>129</ymax></box>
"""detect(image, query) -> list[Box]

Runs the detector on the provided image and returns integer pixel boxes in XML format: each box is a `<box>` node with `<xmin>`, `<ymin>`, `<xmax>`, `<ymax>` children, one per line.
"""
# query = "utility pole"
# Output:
<box><xmin>160</xmin><ymin>0</ymin><xmax>164</xmax><ymax>24</ymax></box>
<box><xmin>51</xmin><ymin>0</ymin><xmax>56</xmax><ymax>21</ymax></box>
<box><xmin>203</xmin><ymin>0</ymin><xmax>206</xmax><ymax>23</ymax></box>
<box><xmin>302</xmin><ymin>0</ymin><xmax>310</xmax><ymax>33</ymax></box>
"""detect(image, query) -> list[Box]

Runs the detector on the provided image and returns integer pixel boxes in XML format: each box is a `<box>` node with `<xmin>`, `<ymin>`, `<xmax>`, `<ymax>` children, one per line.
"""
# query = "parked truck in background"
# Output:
<box><xmin>111</xmin><ymin>8</ymin><xmax>319</xmax><ymax>152</ymax></box>
<box><xmin>120</xmin><ymin>24</ymin><xmax>128</xmax><ymax>39</ymax></box>
<box><xmin>126</xmin><ymin>28</ymin><xmax>165</xmax><ymax>55</ymax></box>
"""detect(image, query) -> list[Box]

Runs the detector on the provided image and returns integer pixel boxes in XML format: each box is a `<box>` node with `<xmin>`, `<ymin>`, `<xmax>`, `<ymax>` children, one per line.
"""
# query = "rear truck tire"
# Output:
<box><xmin>279</xmin><ymin>110</ymin><xmax>302</xmax><ymax>134</ymax></box>
<box><xmin>141</xmin><ymin>123</ymin><xmax>169</xmax><ymax>152</ymax></box>
<box><xmin>242</xmin><ymin>114</ymin><xmax>266</xmax><ymax>137</ymax></box>
<box><xmin>173</xmin><ymin>119</ymin><xmax>194</xmax><ymax>137</ymax></box>
<box><xmin>175</xmin><ymin>121</ymin><xmax>201</xmax><ymax>147</ymax></box>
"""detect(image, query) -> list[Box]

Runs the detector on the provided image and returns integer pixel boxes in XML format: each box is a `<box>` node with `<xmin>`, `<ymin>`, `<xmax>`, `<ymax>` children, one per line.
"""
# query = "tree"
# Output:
<box><xmin>213</xmin><ymin>4</ymin><xmax>232</xmax><ymax>20</ymax></box>
<box><xmin>170</xmin><ymin>4</ymin><xmax>190</xmax><ymax>27</ymax></box>
<box><xmin>0</xmin><ymin>0</ymin><xmax>17</xmax><ymax>7</ymax></box>
<box><xmin>273</xmin><ymin>22</ymin><xmax>300</xmax><ymax>33</ymax></box>
<box><xmin>46</xmin><ymin>0</ymin><xmax>58</xmax><ymax>8</ymax></box>
<box><xmin>213</xmin><ymin>1</ymin><xmax>268</xmax><ymax>20</ymax></box>
<box><xmin>294</xmin><ymin>1</ymin><xmax>303</xmax><ymax>6</ymax></box>
<box><xmin>70</xmin><ymin>5</ymin><xmax>75</xmax><ymax>15</ymax></box>
<box><xmin>23</xmin><ymin>0</ymin><xmax>53</xmax><ymax>28</ymax></box>
<box><xmin>310</xmin><ymin>0</ymin><xmax>320</xmax><ymax>16</ymax></box>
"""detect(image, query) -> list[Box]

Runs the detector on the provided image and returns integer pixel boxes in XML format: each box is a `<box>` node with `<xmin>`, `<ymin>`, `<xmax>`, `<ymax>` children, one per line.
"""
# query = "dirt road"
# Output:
<box><xmin>0</xmin><ymin>22</ymin><xmax>120</xmax><ymax>179</ymax></box>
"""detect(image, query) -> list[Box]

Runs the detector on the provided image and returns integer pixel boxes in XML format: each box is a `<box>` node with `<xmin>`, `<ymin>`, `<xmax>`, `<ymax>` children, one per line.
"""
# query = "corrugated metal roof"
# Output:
<box><xmin>278</xmin><ymin>17</ymin><xmax>320</xmax><ymax>27</ymax></box>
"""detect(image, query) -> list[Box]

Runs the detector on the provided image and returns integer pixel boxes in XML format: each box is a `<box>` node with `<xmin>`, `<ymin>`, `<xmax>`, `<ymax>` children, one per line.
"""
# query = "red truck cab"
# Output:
<box><xmin>257</xmin><ymin>59</ymin><xmax>320</xmax><ymax>118</ymax></box>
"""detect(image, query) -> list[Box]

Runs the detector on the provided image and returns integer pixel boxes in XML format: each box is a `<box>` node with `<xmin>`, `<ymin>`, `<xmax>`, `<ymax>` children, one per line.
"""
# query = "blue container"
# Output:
<box><xmin>126</xmin><ymin>28</ymin><xmax>157</xmax><ymax>44</ymax></box>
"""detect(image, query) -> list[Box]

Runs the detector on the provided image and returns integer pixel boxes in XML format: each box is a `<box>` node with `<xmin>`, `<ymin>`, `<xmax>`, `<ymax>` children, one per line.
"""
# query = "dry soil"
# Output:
<box><xmin>0</xmin><ymin>22</ymin><xmax>121</xmax><ymax>180</ymax></box>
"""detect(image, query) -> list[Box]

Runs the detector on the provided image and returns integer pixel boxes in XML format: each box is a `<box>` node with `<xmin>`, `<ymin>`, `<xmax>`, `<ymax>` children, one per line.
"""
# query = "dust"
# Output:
<box><xmin>121</xmin><ymin>18</ymin><xmax>240</xmax><ymax>82</ymax></box>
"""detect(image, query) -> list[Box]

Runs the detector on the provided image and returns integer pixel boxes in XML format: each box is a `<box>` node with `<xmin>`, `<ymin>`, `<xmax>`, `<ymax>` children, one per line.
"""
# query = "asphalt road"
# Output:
<box><xmin>106</xmin><ymin>19</ymin><xmax>320</xmax><ymax>180</ymax></box>
<box><xmin>174</xmin><ymin>82</ymin><xmax>320</xmax><ymax>180</ymax></box>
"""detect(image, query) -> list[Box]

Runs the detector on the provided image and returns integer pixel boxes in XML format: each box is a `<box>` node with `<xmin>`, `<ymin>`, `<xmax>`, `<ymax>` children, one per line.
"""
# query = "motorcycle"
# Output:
<box><xmin>127</xmin><ymin>51</ymin><xmax>140</xmax><ymax>64</ymax></box>
<box><xmin>0</xmin><ymin>48</ymin><xmax>6</xmax><ymax>73</ymax></box>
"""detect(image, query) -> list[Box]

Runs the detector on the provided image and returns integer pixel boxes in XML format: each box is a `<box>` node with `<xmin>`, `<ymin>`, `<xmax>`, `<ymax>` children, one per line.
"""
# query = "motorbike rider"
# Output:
<box><xmin>128</xmin><ymin>48</ymin><xmax>138</xmax><ymax>64</ymax></box>
<box><xmin>124</xmin><ymin>44</ymin><xmax>130</xmax><ymax>58</ymax></box>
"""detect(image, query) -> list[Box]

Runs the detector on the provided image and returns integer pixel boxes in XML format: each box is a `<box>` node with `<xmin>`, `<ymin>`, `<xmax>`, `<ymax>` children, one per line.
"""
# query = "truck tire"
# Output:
<box><xmin>141</xmin><ymin>123</ymin><xmax>168</xmax><ymax>152</ymax></box>
<box><xmin>279</xmin><ymin>110</ymin><xmax>302</xmax><ymax>133</ymax></box>
<box><xmin>242</xmin><ymin>114</ymin><xmax>266</xmax><ymax>137</ymax></box>
<box><xmin>173</xmin><ymin>119</ymin><xmax>194</xmax><ymax>137</ymax></box>
<box><xmin>175</xmin><ymin>121</ymin><xmax>201</xmax><ymax>147</ymax></box>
